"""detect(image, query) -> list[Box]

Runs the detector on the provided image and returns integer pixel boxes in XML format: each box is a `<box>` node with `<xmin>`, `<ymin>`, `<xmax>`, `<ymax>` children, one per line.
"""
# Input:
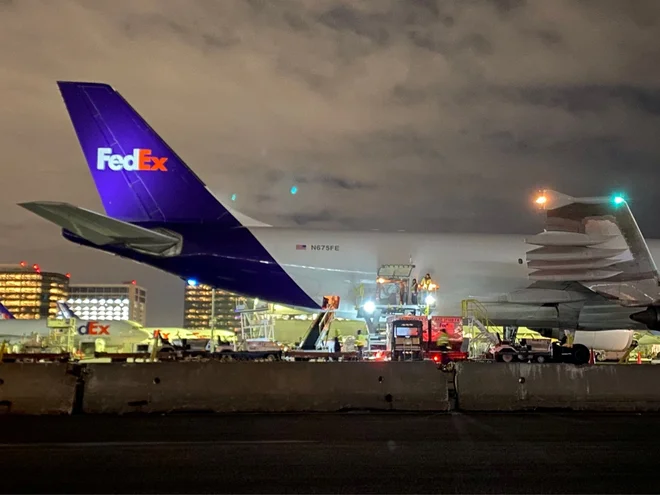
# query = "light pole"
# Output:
<box><xmin>210</xmin><ymin>287</ymin><xmax>216</xmax><ymax>353</ymax></box>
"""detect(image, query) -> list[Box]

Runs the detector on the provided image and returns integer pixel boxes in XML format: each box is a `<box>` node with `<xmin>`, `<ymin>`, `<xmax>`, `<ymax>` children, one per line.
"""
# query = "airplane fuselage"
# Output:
<box><xmin>64</xmin><ymin>224</ymin><xmax>660</xmax><ymax>330</ymax></box>
<box><xmin>248</xmin><ymin>228</ymin><xmax>531</xmax><ymax>315</ymax></box>
<box><xmin>0</xmin><ymin>318</ymin><xmax>151</xmax><ymax>347</ymax></box>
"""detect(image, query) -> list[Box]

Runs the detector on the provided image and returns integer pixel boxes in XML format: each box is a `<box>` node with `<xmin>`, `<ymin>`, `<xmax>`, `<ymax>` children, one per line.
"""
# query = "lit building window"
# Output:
<box><xmin>0</xmin><ymin>264</ymin><xmax>69</xmax><ymax>319</ymax></box>
<box><xmin>68</xmin><ymin>282</ymin><xmax>147</xmax><ymax>325</ymax></box>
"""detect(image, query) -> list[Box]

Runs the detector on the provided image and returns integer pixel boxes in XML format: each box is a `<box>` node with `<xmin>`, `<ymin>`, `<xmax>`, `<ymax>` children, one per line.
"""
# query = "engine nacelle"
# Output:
<box><xmin>630</xmin><ymin>306</ymin><xmax>660</xmax><ymax>330</ymax></box>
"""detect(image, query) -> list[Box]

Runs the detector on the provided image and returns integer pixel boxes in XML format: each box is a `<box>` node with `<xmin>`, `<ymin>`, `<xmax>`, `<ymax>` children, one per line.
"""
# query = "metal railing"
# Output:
<box><xmin>461</xmin><ymin>299</ymin><xmax>497</xmax><ymax>332</ymax></box>
<box><xmin>461</xmin><ymin>299</ymin><xmax>500</xmax><ymax>359</ymax></box>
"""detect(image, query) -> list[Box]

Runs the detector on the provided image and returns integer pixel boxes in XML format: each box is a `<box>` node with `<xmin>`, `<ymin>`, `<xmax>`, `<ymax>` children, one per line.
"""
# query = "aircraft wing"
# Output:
<box><xmin>523</xmin><ymin>190</ymin><xmax>660</xmax><ymax>307</ymax></box>
<box><xmin>19</xmin><ymin>201</ymin><xmax>182</xmax><ymax>256</ymax></box>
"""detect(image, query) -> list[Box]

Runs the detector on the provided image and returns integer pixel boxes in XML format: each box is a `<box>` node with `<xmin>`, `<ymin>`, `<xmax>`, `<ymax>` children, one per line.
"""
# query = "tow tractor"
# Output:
<box><xmin>490</xmin><ymin>326</ymin><xmax>554</xmax><ymax>363</ymax></box>
<box><xmin>462</xmin><ymin>299</ymin><xmax>594</xmax><ymax>365</ymax></box>
<box><xmin>487</xmin><ymin>326</ymin><xmax>596</xmax><ymax>365</ymax></box>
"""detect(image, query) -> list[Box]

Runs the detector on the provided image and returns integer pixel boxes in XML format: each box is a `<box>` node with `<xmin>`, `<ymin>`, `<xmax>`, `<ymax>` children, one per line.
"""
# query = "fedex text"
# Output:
<box><xmin>97</xmin><ymin>148</ymin><xmax>168</xmax><ymax>172</ymax></box>
<box><xmin>77</xmin><ymin>321</ymin><xmax>110</xmax><ymax>336</ymax></box>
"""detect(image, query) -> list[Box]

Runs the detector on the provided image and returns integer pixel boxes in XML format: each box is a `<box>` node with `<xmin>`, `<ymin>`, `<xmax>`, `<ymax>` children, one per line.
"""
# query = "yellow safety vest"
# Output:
<box><xmin>437</xmin><ymin>333</ymin><xmax>449</xmax><ymax>346</ymax></box>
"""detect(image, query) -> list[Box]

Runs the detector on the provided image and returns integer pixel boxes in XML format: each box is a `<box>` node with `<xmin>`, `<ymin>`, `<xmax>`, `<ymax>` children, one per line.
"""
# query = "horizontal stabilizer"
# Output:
<box><xmin>19</xmin><ymin>201</ymin><xmax>182</xmax><ymax>256</ymax></box>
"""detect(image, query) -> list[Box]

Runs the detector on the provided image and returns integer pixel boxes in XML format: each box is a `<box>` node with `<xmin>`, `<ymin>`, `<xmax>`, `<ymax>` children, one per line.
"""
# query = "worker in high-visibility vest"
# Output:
<box><xmin>436</xmin><ymin>329</ymin><xmax>450</xmax><ymax>351</ymax></box>
<box><xmin>420</xmin><ymin>273</ymin><xmax>432</xmax><ymax>290</ymax></box>
<box><xmin>419</xmin><ymin>273</ymin><xmax>433</xmax><ymax>304</ymax></box>
<box><xmin>355</xmin><ymin>330</ymin><xmax>366</xmax><ymax>360</ymax></box>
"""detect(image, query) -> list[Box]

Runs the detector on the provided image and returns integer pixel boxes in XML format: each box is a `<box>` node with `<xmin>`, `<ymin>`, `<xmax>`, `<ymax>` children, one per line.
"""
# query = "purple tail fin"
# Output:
<box><xmin>56</xmin><ymin>301</ymin><xmax>77</xmax><ymax>319</ymax></box>
<box><xmin>57</xmin><ymin>81</ymin><xmax>241</xmax><ymax>225</ymax></box>
<box><xmin>0</xmin><ymin>302</ymin><xmax>15</xmax><ymax>320</ymax></box>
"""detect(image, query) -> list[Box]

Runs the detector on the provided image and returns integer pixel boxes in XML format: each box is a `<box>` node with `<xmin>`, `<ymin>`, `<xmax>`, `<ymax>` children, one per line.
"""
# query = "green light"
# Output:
<box><xmin>290</xmin><ymin>186</ymin><xmax>298</xmax><ymax>195</ymax></box>
<box><xmin>231</xmin><ymin>194</ymin><xmax>237</xmax><ymax>201</ymax></box>
<box><xmin>613</xmin><ymin>195</ymin><xmax>624</xmax><ymax>205</ymax></box>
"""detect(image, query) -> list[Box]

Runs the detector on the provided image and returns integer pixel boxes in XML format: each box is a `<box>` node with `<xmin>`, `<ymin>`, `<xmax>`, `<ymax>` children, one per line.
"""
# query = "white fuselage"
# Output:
<box><xmin>249</xmin><ymin>228</ymin><xmax>660</xmax><ymax>319</ymax></box>
<box><xmin>0</xmin><ymin>318</ymin><xmax>151</xmax><ymax>347</ymax></box>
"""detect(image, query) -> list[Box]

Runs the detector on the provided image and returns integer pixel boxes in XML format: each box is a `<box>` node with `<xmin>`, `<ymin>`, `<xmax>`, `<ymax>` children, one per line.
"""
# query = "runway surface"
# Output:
<box><xmin>0</xmin><ymin>412</ymin><xmax>657</xmax><ymax>493</ymax></box>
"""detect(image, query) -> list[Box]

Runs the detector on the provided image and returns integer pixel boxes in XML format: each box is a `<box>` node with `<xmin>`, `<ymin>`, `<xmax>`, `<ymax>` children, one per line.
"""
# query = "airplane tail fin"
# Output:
<box><xmin>56</xmin><ymin>81</ymin><xmax>267</xmax><ymax>226</ymax></box>
<box><xmin>0</xmin><ymin>302</ymin><xmax>15</xmax><ymax>320</ymax></box>
<box><xmin>56</xmin><ymin>301</ymin><xmax>78</xmax><ymax>319</ymax></box>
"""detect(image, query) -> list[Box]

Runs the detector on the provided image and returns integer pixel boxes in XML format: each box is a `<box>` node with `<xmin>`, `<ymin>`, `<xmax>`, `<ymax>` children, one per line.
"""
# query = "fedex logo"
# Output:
<box><xmin>77</xmin><ymin>321</ymin><xmax>110</xmax><ymax>336</ymax></box>
<box><xmin>96</xmin><ymin>148</ymin><xmax>168</xmax><ymax>172</ymax></box>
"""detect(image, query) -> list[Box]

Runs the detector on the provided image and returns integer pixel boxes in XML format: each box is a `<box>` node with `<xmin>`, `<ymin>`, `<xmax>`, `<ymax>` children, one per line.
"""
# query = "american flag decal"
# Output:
<box><xmin>296</xmin><ymin>244</ymin><xmax>307</xmax><ymax>250</ymax></box>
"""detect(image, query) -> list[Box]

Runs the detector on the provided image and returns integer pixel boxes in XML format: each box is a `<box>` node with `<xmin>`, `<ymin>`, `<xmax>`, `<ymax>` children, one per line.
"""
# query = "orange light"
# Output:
<box><xmin>65</xmin><ymin>273</ymin><xmax>71</xmax><ymax>278</ymax></box>
<box><xmin>19</xmin><ymin>261</ymin><xmax>26</xmax><ymax>267</ymax></box>
<box><xmin>535</xmin><ymin>195</ymin><xmax>547</xmax><ymax>205</ymax></box>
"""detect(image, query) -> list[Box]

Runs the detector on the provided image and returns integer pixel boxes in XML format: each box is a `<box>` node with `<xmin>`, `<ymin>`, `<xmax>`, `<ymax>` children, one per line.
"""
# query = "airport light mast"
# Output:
<box><xmin>210</xmin><ymin>288</ymin><xmax>216</xmax><ymax>352</ymax></box>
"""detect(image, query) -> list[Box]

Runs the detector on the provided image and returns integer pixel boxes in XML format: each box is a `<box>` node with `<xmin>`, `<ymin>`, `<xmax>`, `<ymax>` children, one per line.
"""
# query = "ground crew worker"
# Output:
<box><xmin>327</xmin><ymin>334</ymin><xmax>336</xmax><ymax>353</ymax></box>
<box><xmin>329</xmin><ymin>328</ymin><xmax>341</xmax><ymax>354</ymax></box>
<box><xmin>421</xmin><ymin>273</ymin><xmax>432</xmax><ymax>290</ymax></box>
<box><xmin>436</xmin><ymin>329</ymin><xmax>450</xmax><ymax>351</ymax></box>
<box><xmin>411</xmin><ymin>278</ymin><xmax>418</xmax><ymax>305</ymax></box>
<box><xmin>419</xmin><ymin>273</ymin><xmax>432</xmax><ymax>302</ymax></box>
<box><xmin>355</xmin><ymin>330</ymin><xmax>366</xmax><ymax>360</ymax></box>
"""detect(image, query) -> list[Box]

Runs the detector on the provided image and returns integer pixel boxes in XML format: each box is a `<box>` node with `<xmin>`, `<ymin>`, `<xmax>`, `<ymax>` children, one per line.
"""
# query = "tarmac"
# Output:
<box><xmin>1</xmin><ymin>412</ymin><xmax>658</xmax><ymax>493</ymax></box>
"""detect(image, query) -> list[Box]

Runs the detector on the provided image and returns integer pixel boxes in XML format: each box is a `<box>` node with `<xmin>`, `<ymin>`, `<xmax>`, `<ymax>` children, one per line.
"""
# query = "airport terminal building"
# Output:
<box><xmin>67</xmin><ymin>281</ymin><xmax>147</xmax><ymax>325</ymax></box>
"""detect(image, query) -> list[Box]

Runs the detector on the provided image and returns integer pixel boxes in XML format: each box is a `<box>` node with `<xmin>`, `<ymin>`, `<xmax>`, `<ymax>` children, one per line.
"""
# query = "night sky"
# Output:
<box><xmin>1</xmin><ymin>0</ymin><xmax>659</xmax><ymax>326</ymax></box>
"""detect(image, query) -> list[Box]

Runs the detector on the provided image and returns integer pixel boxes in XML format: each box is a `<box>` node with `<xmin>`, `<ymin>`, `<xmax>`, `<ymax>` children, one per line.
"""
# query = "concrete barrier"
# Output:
<box><xmin>0</xmin><ymin>364</ymin><xmax>78</xmax><ymax>414</ymax></box>
<box><xmin>456</xmin><ymin>362</ymin><xmax>660</xmax><ymax>412</ymax></box>
<box><xmin>83</xmin><ymin>362</ymin><xmax>450</xmax><ymax>414</ymax></box>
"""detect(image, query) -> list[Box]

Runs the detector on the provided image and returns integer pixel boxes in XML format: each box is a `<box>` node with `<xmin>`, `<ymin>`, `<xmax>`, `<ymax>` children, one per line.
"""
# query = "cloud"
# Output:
<box><xmin>1</xmin><ymin>0</ymin><xmax>659</xmax><ymax>324</ymax></box>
